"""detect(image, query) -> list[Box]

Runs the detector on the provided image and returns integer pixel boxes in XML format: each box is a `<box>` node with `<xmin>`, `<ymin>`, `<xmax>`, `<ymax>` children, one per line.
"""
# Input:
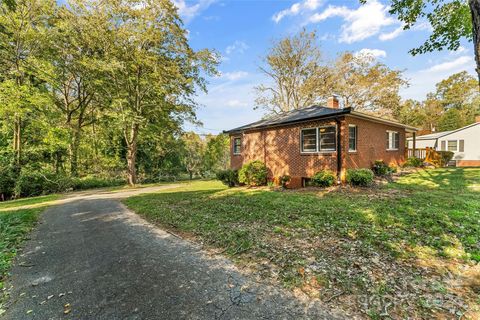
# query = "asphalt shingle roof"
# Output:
<box><xmin>224</xmin><ymin>105</ymin><xmax>351</xmax><ymax>133</ymax></box>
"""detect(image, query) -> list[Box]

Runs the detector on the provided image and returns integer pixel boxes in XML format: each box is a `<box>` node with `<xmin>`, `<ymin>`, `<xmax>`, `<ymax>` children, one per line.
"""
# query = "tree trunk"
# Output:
<box><xmin>13</xmin><ymin>114</ymin><xmax>21</xmax><ymax>167</ymax></box>
<box><xmin>69</xmin><ymin>126</ymin><xmax>81</xmax><ymax>177</ymax></box>
<box><xmin>126</xmin><ymin>141</ymin><xmax>137</xmax><ymax>186</ymax></box>
<box><xmin>470</xmin><ymin>0</ymin><xmax>480</xmax><ymax>85</ymax></box>
<box><xmin>189</xmin><ymin>171</ymin><xmax>193</xmax><ymax>180</ymax></box>
<box><xmin>125</xmin><ymin>123</ymin><xmax>139</xmax><ymax>186</ymax></box>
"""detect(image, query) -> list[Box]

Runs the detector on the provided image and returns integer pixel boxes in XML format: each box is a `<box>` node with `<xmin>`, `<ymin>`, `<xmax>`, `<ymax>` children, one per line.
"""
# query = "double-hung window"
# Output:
<box><xmin>348</xmin><ymin>125</ymin><xmax>357</xmax><ymax>152</ymax></box>
<box><xmin>301</xmin><ymin>125</ymin><xmax>337</xmax><ymax>153</ymax></box>
<box><xmin>233</xmin><ymin>137</ymin><xmax>241</xmax><ymax>155</ymax></box>
<box><xmin>300</xmin><ymin>128</ymin><xmax>317</xmax><ymax>152</ymax></box>
<box><xmin>386</xmin><ymin>131</ymin><xmax>399</xmax><ymax>150</ymax></box>
<box><xmin>447</xmin><ymin>140</ymin><xmax>458</xmax><ymax>152</ymax></box>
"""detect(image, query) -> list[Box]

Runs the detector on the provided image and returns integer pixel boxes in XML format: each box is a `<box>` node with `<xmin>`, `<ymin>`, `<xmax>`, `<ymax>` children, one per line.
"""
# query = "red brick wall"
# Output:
<box><xmin>230</xmin><ymin>114</ymin><xmax>406</xmax><ymax>188</ymax></box>
<box><xmin>456</xmin><ymin>160</ymin><xmax>480</xmax><ymax>167</ymax></box>
<box><xmin>344</xmin><ymin>116</ymin><xmax>406</xmax><ymax>169</ymax></box>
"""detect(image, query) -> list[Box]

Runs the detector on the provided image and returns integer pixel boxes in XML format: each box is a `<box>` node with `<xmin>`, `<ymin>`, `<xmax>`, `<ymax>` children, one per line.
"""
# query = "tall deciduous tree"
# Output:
<box><xmin>331</xmin><ymin>52</ymin><xmax>407</xmax><ymax>117</ymax></box>
<box><xmin>255</xmin><ymin>31</ymin><xmax>406</xmax><ymax>117</ymax></box>
<box><xmin>93</xmin><ymin>0</ymin><xmax>217</xmax><ymax>185</ymax></box>
<box><xmin>0</xmin><ymin>0</ymin><xmax>54</xmax><ymax>166</ymax></box>
<box><xmin>37</xmin><ymin>3</ymin><xmax>104</xmax><ymax>176</ymax></box>
<box><xmin>181</xmin><ymin>132</ymin><xmax>205</xmax><ymax>180</ymax></box>
<box><xmin>372</xmin><ymin>0</ymin><xmax>479</xmax><ymax>83</ymax></box>
<box><xmin>255</xmin><ymin>30</ymin><xmax>331</xmax><ymax>114</ymax></box>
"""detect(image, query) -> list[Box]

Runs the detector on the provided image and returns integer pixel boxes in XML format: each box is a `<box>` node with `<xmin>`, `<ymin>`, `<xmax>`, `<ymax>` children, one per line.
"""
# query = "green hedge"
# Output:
<box><xmin>238</xmin><ymin>161</ymin><xmax>268</xmax><ymax>186</ymax></box>
<box><xmin>404</xmin><ymin>157</ymin><xmax>423</xmax><ymax>167</ymax></box>
<box><xmin>311</xmin><ymin>170</ymin><xmax>336</xmax><ymax>187</ymax></box>
<box><xmin>346</xmin><ymin>168</ymin><xmax>374</xmax><ymax>186</ymax></box>
<box><xmin>216</xmin><ymin>169</ymin><xmax>239</xmax><ymax>187</ymax></box>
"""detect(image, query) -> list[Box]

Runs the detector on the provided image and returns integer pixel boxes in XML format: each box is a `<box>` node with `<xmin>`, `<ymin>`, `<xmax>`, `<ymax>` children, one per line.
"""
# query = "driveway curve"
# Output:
<box><xmin>3</xmin><ymin>185</ymin><xmax>341</xmax><ymax>319</ymax></box>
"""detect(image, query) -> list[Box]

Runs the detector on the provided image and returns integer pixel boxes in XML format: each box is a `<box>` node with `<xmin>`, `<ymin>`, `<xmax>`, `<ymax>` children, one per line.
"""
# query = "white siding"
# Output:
<box><xmin>437</xmin><ymin>124</ymin><xmax>480</xmax><ymax>161</ymax></box>
<box><xmin>407</xmin><ymin>139</ymin><xmax>436</xmax><ymax>149</ymax></box>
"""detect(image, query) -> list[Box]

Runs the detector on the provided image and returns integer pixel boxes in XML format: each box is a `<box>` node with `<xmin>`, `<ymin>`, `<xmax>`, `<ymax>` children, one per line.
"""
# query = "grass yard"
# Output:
<box><xmin>125</xmin><ymin>168</ymin><xmax>480</xmax><ymax>319</ymax></box>
<box><xmin>0</xmin><ymin>194</ymin><xmax>60</xmax><ymax>211</ymax></box>
<box><xmin>0</xmin><ymin>207</ymin><xmax>42</xmax><ymax>315</ymax></box>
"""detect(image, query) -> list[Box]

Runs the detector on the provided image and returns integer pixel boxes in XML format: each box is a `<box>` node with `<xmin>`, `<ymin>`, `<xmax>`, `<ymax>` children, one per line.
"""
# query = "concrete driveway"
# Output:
<box><xmin>3</xmin><ymin>185</ymin><xmax>340</xmax><ymax>319</ymax></box>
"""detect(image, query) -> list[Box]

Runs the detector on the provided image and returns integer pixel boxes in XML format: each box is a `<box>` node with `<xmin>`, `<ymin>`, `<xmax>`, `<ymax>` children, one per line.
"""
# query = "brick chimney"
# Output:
<box><xmin>476</xmin><ymin>115</ymin><xmax>480</xmax><ymax>123</ymax></box>
<box><xmin>327</xmin><ymin>95</ymin><xmax>339</xmax><ymax>109</ymax></box>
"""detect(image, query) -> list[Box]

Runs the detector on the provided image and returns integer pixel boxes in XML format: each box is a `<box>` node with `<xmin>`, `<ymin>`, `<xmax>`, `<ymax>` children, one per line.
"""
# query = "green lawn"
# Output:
<box><xmin>0</xmin><ymin>194</ymin><xmax>61</xmax><ymax>211</ymax></box>
<box><xmin>0</xmin><ymin>195</ymin><xmax>57</xmax><ymax>315</ymax></box>
<box><xmin>124</xmin><ymin>168</ymin><xmax>480</xmax><ymax>319</ymax></box>
<box><xmin>0</xmin><ymin>207</ymin><xmax>42</xmax><ymax>317</ymax></box>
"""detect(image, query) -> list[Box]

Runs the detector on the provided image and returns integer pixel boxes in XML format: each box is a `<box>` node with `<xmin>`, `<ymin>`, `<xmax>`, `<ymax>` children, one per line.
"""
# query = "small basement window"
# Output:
<box><xmin>233</xmin><ymin>137</ymin><xmax>241</xmax><ymax>155</ymax></box>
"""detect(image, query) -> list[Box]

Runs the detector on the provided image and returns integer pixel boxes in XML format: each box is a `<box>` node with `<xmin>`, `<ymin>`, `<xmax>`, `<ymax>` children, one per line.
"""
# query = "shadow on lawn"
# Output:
<box><xmin>127</xmin><ymin>184</ymin><xmax>480</xmax><ymax>318</ymax></box>
<box><xmin>124</xmin><ymin>177</ymin><xmax>480</xmax><ymax>318</ymax></box>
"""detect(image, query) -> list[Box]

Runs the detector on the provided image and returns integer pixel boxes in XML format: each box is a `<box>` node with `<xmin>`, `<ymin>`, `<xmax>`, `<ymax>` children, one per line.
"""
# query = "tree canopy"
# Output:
<box><xmin>0</xmin><ymin>0</ymin><xmax>224</xmax><ymax>200</ymax></box>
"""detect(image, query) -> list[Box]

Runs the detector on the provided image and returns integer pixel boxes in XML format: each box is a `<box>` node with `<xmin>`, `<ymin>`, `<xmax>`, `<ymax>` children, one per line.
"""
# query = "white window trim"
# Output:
<box><xmin>386</xmin><ymin>130</ymin><xmax>399</xmax><ymax>151</ymax></box>
<box><xmin>233</xmin><ymin>137</ymin><xmax>242</xmax><ymax>155</ymax></box>
<box><xmin>447</xmin><ymin>140</ymin><xmax>458</xmax><ymax>152</ymax></box>
<box><xmin>348</xmin><ymin>124</ymin><xmax>357</xmax><ymax>152</ymax></box>
<box><xmin>300</xmin><ymin>125</ymin><xmax>337</xmax><ymax>153</ymax></box>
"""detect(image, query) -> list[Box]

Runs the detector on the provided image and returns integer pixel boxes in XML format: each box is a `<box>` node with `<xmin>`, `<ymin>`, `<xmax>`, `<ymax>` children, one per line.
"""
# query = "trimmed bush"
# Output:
<box><xmin>311</xmin><ymin>170</ymin><xmax>336</xmax><ymax>187</ymax></box>
<box><xmin>346</xmin><ymin>168</ymin><xmax>374</xmax><ymax>186</ymax></box>
<box><xmin>372</xmin><ymin>160</ymin><xmax>395</xmax><ymax>176</ymax></box>
<box><xmin>404</xmin><ymin>157</ymin><xmax>423</xmax><ymax>167</ymax></box>
<box><xmin>216</xmin><ymin>169</ymin><xmax>239</xmax><ymax>187</ymax></box>
<box><xmin>437</xmin><ymin>151</ymin><xmax>454</xmax><ymax>167</ymax></box>
<box><xmin>238</xmin><ymin>161</ymin><xmax>268</xmax><ymax>186</ymax></box>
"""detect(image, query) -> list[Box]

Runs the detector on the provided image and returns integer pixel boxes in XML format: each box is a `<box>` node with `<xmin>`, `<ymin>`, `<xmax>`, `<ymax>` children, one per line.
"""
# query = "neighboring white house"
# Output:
<box><xmin>407</xmin><ymin>117</ymin><xmax>480</xmax><ymax>167</ymax></box>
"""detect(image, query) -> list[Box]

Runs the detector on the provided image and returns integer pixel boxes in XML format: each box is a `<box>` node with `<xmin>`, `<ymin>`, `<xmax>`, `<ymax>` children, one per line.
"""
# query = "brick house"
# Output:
<box><xmin>224</xmin><ymin>96</ymin><xmax>417</xmax><ymax>188</ymax></box>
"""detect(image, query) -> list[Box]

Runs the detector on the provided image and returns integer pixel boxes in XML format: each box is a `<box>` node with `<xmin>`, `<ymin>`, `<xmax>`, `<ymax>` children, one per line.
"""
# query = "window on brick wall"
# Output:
<box><xmin>301</xmin><ymin>128</ymin><xmax>317</xmax><ymax>152</ymax></box>
<box><xmin>387</xmin><ymin>131</ymin><xmax>399</xmax><ymax>150</ymax></box>
<box><xmin>301</xmin><ymin>125</ymin><xmax>336</xmax><ymax>152</ymax></box>
<box><xmin>233</xmin><ymin>137</ymin><xmax>241</xmax><ymax>155</ymax></box>
<box><xmin>348</xmin><ymin>125</ymin><xmax>357</xmax><ymax>152</ymax></box>
<box><xmin>319</xmin><ymin>126</ymin><xmax>336</xmax><ymax>151</ymax></box>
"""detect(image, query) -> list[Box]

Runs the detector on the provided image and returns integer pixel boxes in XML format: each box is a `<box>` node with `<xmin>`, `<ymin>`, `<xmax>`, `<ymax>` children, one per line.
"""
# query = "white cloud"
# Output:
<box><xmin>379</xmin><ymin>25</ymin><xmax>404</xmax><ymax>41</ymax></box>
<box><xmin>226</xmin><ymin>99</ymin><xmax>248</xmax><ymax>107</ymax></box>
<box><xmin>272</xmin><ymin>0</ymin><xmax>323</xmax><ymax>23</ymax></box>
<box><xmin>355</xmin><ymin>48</ymin><xmax>387</xmax><ymax>59</ymax></box>
<box><xmin>192</xmin><ymin>74</ymin><xmax>266</xmax><ymax>132</ymax></box>
<box><xmin>219</xmin><ymin>71</ymin><xmax>249</xmax><ymax>81</ymax></box>
<box><xmin>173</xmin><ymin>0</ymin><xmax>216</xmax><ymax>23</ymax></box>
<box><xmin>309</xmin><ymin>0</ymin><xmax>395</xmax><ymax>43</ymax></box>
<box><xmin>225</xmin><ymin>41</ymin><xmax>249</xmax><ymax>55</ymax></box>
<box><xmin>401</xmin><ymin>55</ymin><xmax>475</xmax><ymax>100</ymax></box>
<box><xmin>450</xmin><ymin>46</ymin><xmax>468</xmax><ymax>55</ymax></box>
<box><xmin>426</xmin><ymin>56</ymin><xmax>473</xmax><ymax>73</ymax></box>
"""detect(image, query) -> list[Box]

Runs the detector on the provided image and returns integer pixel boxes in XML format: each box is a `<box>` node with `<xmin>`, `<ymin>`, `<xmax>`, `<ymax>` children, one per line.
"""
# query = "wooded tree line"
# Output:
<box><xmin>256</xmin><ymin>30</ymin><xmax>480</xmax><ymax>132</ymax></box>
<box><xmin>0</xmin><ymin>0</ymin><xmax>226</xmax><ymax>199</ymax></box>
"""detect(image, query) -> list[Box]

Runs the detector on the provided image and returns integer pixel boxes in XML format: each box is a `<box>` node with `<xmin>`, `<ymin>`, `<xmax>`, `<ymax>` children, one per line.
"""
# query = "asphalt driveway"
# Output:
<box><xmin>3</xmin><ymin>185</ymin><xmax>340</xmax><ymax>319</ymax></box>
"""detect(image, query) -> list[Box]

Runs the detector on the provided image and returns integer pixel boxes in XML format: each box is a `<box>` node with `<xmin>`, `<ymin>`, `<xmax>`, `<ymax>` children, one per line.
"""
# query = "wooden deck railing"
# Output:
<box><xmin>407</xmin><ymin>148</ymin><xmax>427</xmax><ymax>159</ymax></box>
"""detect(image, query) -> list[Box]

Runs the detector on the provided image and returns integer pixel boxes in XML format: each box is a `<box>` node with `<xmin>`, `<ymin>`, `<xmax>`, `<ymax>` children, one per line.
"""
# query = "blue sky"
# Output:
<box><xmin>176</xmin><ymin>0</ymin><xmax>475</xmax><ymax>134</ymax></box>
